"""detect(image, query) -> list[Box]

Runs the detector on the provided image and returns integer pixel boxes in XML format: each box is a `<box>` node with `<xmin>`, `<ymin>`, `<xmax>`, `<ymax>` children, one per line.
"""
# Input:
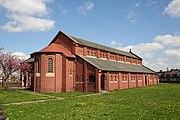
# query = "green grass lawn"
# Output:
<box><xmin>41</xmin><ymin>91</ymin><xmax>93</xmax><ymax>98</ymax></box>
<box><xmin>1</xmin><ymin>83</ymin><xmax>180</xmax><ymax>120</ymax></box>
<box><xmin>0</xmin><ymin>90</ymin><xmax>53</xmax><ymax>104</ymax></box>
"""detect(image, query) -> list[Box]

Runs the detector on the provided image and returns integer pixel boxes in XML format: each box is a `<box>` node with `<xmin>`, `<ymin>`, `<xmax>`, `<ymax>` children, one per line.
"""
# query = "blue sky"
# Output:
<box><xmin>0</xmin><ymin>0</ymin><xmax>180</xmax><ymax>71</ymax></box>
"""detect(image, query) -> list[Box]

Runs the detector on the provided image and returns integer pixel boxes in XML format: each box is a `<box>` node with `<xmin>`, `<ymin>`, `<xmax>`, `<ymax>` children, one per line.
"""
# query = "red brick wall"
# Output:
<box><xmin>76</xmin><ymin>56</ymin><xmax>96</xmax><ymax>92</ymax></box>
<box><xmin>137</xmin><ymin>74</ymin><xmax>143</xmax><ymax>87</ymax></box>
<box><xmin>109</xmin><ymin>73</ymin><xmax>118</xmax><ymax>90</ymax></box>
<box><xmin>74</xmin><ymin>43</ymin><xmax>142</xmax><ymax>64</ymax></box>
<box><xmin>34</xmin><ymin>53</ymin><xmax>75</xmax><ymax>92</ymax></box>
<box><xmin>55</xmin><ymin>54</ymin><xmax>62</xmax><ymax>92</ymax></box>
<box><xmin>62</xmin><ymin>56</ymin><xmax>66</xmax><ymax>92</ymax></box>
<box><xmin>121</xmin><ymin>73</ymin><xmax>129</xmax><ymax>89</ymax></box>
<box><xmin>87</xmin><ymin>82</ymin><xmax>96</xmax><ymax>92</ymax></box>
<box><xmin>87</xmin><ymin>47</ymin><xmax>97</xmax><ymax>57</ymax></box>
<box><xmin>54</xmin><ymin>33</ymin><xmax>74</xmax><ymax>53</ymax></box>
<box><xmin>76</xmin><ymin>45</ymin><xmax>84</xmax><ymax>56</ymax></box>
<box><xmin>129</xmin><ymin>73</ymin><xmax>137</xmax><ymax>88</ymax></box>
<box><xmin>65</xmin><ymin>59</ymin><xmax>74</xmax><ymax>92</ymax></box>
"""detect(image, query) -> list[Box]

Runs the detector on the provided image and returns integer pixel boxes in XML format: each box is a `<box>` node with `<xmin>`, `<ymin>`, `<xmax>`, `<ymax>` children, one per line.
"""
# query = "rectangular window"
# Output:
<box><xmin>76</xmin><ymin>75</ymin><xmax>79</xmax><ymax>83</ymax></box>
<box><xmin>114</xmin><ymin>75</ymin><xmax>117</xmax><ymax>83</ymax></box>
<box><xmin>110</xmin><ymin>75</ymin><xmax>113</xmax><ymax>83</ymax></box>
<box><xmin>125</xmin><ymin>76</ymin><xmax>128</xmax><ymax>81</ymax></box>
<box><xmin>122</xmin><ymin>76</ymin><xmax>124</xmax><ymax>81</ymax></box>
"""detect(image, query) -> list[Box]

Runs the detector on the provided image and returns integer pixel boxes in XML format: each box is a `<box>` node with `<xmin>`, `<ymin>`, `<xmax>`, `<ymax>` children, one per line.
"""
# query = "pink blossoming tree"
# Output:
<box><xmin>0</xmin><ymin>48</ymin><xmax>31</xmax><ymax>88</ymax></box>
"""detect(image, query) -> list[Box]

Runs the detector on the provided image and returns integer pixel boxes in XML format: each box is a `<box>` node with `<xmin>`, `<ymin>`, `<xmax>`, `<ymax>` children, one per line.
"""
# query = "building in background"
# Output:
<box><xmin>158</xmin><ymin>69</ymin><xmax>180</xmax><ymax>83</ymax></box>
<box><xmin>22</xmin><ymin>31</ymin><xmax>158</xmax><ymax>92</ymax></box>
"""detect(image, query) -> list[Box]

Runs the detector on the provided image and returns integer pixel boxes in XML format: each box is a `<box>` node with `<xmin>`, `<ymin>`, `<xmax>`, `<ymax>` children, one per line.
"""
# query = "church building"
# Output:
<box><xmin>22</xmin><ymin>31</ymin><xmax>158</xmax><ymax>92</ymax></box>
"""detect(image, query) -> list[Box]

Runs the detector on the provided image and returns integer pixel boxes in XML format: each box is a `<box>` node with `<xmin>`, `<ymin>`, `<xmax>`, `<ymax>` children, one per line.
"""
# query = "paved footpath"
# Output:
<box><xmin>1</xmin><ymin>91</ymin><xmax>109</xmax><ymax>106</ymax></box>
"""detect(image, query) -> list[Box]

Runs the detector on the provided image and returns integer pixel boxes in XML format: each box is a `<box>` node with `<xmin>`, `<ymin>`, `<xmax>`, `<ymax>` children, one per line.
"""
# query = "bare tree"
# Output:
<box><xmin>0</xmin><ymin>47</ymin><xmax>31</xmax><ymax>88</ymax></box>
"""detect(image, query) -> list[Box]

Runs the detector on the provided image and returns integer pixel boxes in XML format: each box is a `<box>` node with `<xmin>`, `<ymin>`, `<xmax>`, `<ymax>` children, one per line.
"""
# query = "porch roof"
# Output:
<box><xmin>78</xmin><ymin>55</ymin><xmax>155</xmax><ymax>74</ymax></box>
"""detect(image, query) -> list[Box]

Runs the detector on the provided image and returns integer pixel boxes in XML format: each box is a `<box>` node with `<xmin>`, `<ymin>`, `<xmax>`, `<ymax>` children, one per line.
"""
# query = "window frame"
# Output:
<box><xmin>48</xmin><ymin>58</ymin><xmax>53</xmax><ymax>73</ymax></box>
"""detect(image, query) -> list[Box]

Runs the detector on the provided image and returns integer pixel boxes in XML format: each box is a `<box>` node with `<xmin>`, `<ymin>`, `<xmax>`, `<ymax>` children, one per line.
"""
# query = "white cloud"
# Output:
<box><xmin>164</xmin><ymin>0</ymin><xmax>180</xmax><ymax>18</ymax></box>
<box><xmin>154</xmin><ymin>34</ymin><xmax>180</xmax><ymax>46</ymax></box>
<box><xmin>77</xmin><ymin>1</ymin><xmax>94</xmax><ymax>16</ymax></box>
<box><xmin>127</xmin><ymin>11</ymin><xmax>137</xmax><ymax>23</ymax></box>
<box><xmin>13</xmin><ymin>52</ymin><xmax>29</xmax><ymax>60</ymax></box>
<box><xmin>116</xmin><ymin>33</ymin><xmax>180</xmax><ymax>71</ymax></box>
<box><xmin>0</xmin><ymin>0</ymin><xmax>55</xmax><ymax>32</ymax></box>
<box><xmin>111</xmin><ymin>40</ymin><xmax>123</xmax><ymax>47</ymax></box>
<box><xmin>164</xmin><ymin>49</ymin><xmax>180</xmax><ymax>58</ymax></box>
<box><xmin>143</xmin><ymin>52</ymin><xmax>155</xmax><ymax>58</ymax></box>
<box><xmin>175</xmin><ymin>62</ymin><xmax>180</xmax><ymax>66</ymax></box>
<box><xmin>111</xmin><ymin>40</ymin><xmax>117</xmax><ymax>46</ymax></box>
<box><xmin>1</xmin><ymin>0</ymin><xmax>48</xmax><ymax>16</ymax></box>
<box><xmin>2</xmin><ymin>15</ymin><xmax>54</xmax><ymax>32</ymax></box>
<box><xmin>121</xmin><ymin>42</ymin><xmax>164</xmax><ymax>54</ymax></box>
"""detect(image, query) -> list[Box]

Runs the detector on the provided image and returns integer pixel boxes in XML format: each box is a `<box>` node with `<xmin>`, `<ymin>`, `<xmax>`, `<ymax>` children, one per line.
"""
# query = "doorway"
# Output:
<box><xmin>101</xmin><ymin>74</ymin><xmax>105</xmax><ymax>90</ymax></box>
<box><xmin>24</xmin><ymin>76</ymin><xmax>26</xmax><ymax>87</ymax></box>
<box><xmin>145</xmin><ymin>75</ymin><xmax>148</xmax><ymax>85</ymax></box>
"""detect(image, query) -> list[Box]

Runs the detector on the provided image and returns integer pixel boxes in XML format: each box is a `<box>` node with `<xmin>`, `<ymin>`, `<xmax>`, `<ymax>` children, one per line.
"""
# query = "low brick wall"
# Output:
<box><xmin>0</xmin><ymin>82</ymin><xmax>21</xmax><ymax>88</ymax></box>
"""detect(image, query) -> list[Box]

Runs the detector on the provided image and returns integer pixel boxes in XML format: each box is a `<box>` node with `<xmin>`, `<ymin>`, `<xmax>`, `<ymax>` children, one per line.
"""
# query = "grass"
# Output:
<box><xmin>41</xmin><ymin>91</ymin><xmax>93</xmax><ymax>98</ymax></box>
<box><xmin>0</xmin><ymin>90</ymin><xmax>53</xmax><ymax>104</ymax></box>
<box><xmin>1</xmin><ymin>83</ymin><xmax>180</xmax><ymax>120</ymax></box>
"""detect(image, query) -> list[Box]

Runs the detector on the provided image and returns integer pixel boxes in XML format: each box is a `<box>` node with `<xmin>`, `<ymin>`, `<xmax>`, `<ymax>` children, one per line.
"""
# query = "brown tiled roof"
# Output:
<box><xmin>78</xmin><ymin>55</ymin><xmax>155</xmax><ymax>73</ymax></box>
<box><xmin>39</xmin><ymin>43</ymin><xmax>74</xmax><ymax>57</ymax></box>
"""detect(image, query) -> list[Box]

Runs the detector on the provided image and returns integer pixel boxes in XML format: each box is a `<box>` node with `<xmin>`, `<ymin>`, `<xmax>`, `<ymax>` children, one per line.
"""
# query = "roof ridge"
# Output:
<box><xmin>55</xmin><ymin>31</ymin><xmax>138</xmax><ymax>59</ymax></box>
<box><xmin>70</xmin><ymin>35</ymin><xmax>130</xmax><ymax>53</ymax></box>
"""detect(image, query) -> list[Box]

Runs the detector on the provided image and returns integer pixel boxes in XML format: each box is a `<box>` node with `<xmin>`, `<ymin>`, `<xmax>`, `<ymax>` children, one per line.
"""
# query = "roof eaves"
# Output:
<box><xmin>77</xmin><ymin>55</ymin><xmax>101</xmax><ymax>70</ymax></box>
<box><xmin>32</xmin><ymin>51</ymin><xmax>75</xmax><ymax>58</ymax></box>
<box><xmin>142</xmin><ymin>64</ymin><xmax>156</xmax><ymax>74</ymax></box>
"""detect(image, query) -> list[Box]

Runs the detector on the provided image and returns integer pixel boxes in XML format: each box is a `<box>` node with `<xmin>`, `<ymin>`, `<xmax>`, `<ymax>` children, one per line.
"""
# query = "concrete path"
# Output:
<box><xmin>1</xmin><ymin>91</ymin><xmax>109</xmax><ymax>106</ymax></box>
<box><xmin>18</xmin><ymin>90</ymin><xmax>57</xmax><ymax>98</ymax></box>
<box><xmin>2</xmin><ymin>98</ymin><xmax>63</xmax><ymax>106</ymax></box>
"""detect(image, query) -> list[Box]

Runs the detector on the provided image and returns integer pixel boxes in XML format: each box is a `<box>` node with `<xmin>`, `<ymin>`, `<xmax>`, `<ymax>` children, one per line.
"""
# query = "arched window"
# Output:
<box><xmin>89</xmin><ymin>75</ymin><xmax>95</xmax><ymax>82</ymax></box>
<box><xmin>48</xmin><ymin>58</ymin><xmax>53</xmax><ymax>73</ymax></box>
